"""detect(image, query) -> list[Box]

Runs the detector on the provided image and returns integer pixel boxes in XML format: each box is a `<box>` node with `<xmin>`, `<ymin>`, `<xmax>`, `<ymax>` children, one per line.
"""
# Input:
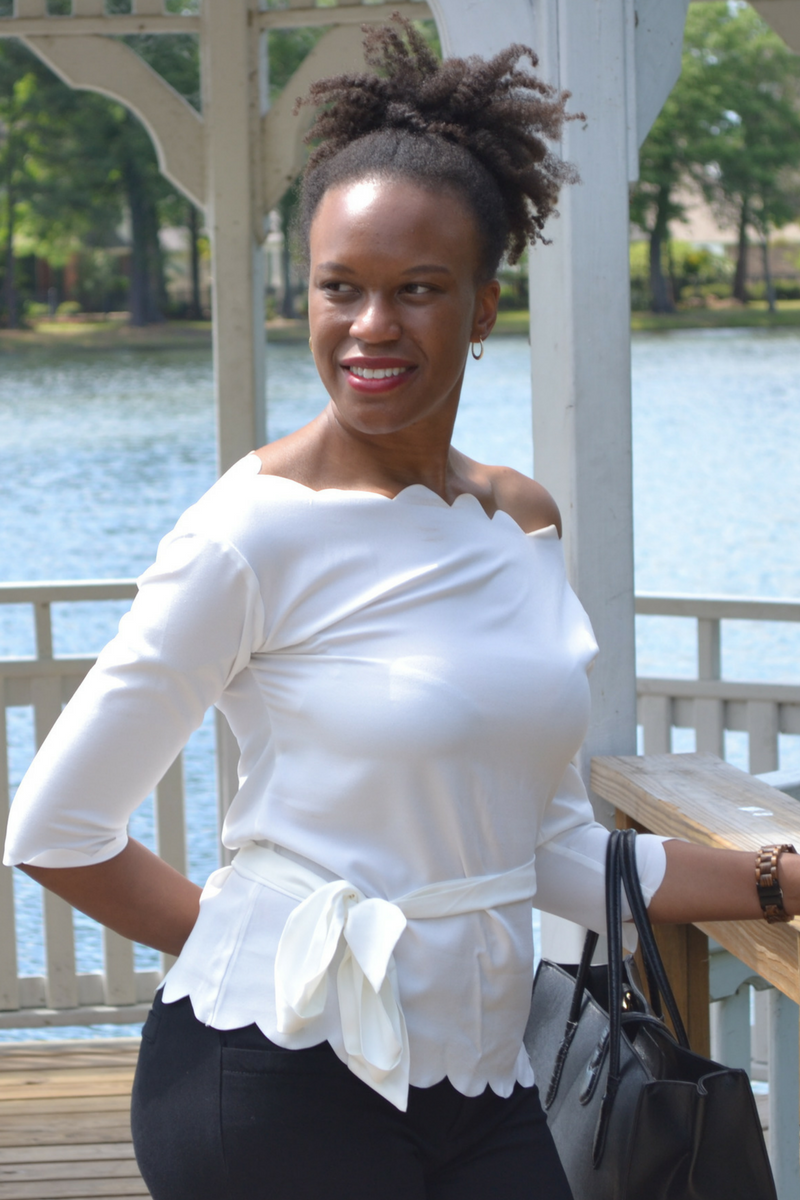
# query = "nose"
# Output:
<box><xmin>349</xmin><ymin>293</ymin><xmax>401</xmax><ymax>345</ymax></box>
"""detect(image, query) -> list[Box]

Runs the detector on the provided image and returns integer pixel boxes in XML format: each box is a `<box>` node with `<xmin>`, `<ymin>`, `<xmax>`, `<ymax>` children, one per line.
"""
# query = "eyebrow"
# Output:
<box><xmin>315</xmin><ymin>262</ymin><xmax>454</xmax><ymax>277</ymax></box>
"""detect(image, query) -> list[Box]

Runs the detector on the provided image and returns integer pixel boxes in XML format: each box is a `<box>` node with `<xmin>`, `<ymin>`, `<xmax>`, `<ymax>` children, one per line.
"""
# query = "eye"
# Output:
<box><xmin>402</xmin><ymin>283</ymin><xmax>436</xmax><ymax>296</ymax></box>
<box><xmin>321</xmin><ymin>280</ymin><xmax>358</xmax><ymax>296</ymax></box>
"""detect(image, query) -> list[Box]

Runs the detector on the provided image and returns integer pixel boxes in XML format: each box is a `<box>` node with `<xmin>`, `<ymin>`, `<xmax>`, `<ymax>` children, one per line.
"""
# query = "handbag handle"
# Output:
<box><xmin>619</xmin><ymin>829</ymin><xmax>689</xmax><ymax>1049</ymax></box>
<box><xmin>592</xmin><ymin>828</ymin><xmax>690</xmax><ymax>1167</ymax></box>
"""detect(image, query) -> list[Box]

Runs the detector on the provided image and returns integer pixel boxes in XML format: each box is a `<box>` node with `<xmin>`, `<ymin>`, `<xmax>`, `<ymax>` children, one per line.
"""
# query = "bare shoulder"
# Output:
<box><xmin>455</xmin><ymin>453</ymin><xmax>563</xmax><ymax>535</ymax></box>
<box><xmin>490</xmin><ymin>466</ymin><xmax>561</xmax><ymax>536</ymax></box>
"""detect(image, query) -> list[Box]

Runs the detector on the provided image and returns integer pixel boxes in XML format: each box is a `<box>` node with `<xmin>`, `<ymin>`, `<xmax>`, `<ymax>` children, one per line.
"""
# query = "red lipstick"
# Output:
<box><xmin>340</xmin><ymin>357</ymin><xmax>417</xmax><ymax>394</ymax></box>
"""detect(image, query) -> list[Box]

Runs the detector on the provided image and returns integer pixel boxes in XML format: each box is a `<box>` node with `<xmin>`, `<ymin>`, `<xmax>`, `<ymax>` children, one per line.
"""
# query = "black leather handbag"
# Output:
<box><xmin>524</xmin><ymin>827</ymin><xmax>777</xmax><ymax>1200</ymax></box>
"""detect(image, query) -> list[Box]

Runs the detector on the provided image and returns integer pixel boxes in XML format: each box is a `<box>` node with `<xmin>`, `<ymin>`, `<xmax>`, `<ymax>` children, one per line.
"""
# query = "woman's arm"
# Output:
<box><xmin>19</xmin><ymin>839</ymin><xmax>202</xmax><ymax>957</ymax></box>
<box><xmin>648</xmin><ymin>838</ymin><xmax>800</xmax><ymax>925</ymax></box>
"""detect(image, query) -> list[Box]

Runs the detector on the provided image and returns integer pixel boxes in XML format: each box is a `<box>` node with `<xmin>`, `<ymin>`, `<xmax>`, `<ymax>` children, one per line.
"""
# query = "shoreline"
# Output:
<box><xmin>1</xmin><ymin>305</ymin><xmax>800</xmax><ymax>351</ymax></box>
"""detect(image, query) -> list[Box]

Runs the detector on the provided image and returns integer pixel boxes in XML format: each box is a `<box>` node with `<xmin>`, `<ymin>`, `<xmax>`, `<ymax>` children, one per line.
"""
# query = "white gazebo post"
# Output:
<box><xmin>201</xmin><ymin>0</ymin><xmax>267</xmax><ymax>475</ymax></box>
<box><xmin>432</xmin><ymin>0</ymin><xmax>689</xmax><ymax>960</ymax></box>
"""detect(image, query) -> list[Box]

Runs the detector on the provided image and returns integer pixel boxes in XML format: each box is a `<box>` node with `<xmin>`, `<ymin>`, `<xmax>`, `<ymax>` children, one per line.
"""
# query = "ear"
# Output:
<box><xmin>472</xmin><ymin>278</ymin><xmax>501</xmax><ymax>342</ymax></box>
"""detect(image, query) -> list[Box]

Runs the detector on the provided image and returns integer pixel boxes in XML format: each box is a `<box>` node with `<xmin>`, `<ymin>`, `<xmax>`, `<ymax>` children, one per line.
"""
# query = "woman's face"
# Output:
<box><xmin>308</xmin><ymin>176</ymin><xmax>499</xmax><ymax>440</ymax></box>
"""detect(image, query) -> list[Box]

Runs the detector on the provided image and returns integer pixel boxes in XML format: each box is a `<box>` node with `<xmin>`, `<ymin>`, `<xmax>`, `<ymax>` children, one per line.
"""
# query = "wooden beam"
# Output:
<box><xmin>0</xmin><ymin>16</ymin><xmax>198</xmax><ymax>36</ymax></box>
<box><xmin>593</xmin><ymin>752</ymin><xmax>800</xmax><ymax>1003</ymax></box>
<box><xmin>259</xmin><ymin>2</ymin><xmax>431</xmax><ymax>30</ymax></box>
<box><xmin>201</xmin><ymin>0</ymin><xmax>266</xmax><ymax>471</ymax></box>
<box><xmin>22</xmin><ymin>35</ymin><xmax>205</xmax><ymax>207</ymax></box>
<box><xmin>261</xmin><ymin>23</ymin><xmax>376</xmax><ymax>212</ymax></box>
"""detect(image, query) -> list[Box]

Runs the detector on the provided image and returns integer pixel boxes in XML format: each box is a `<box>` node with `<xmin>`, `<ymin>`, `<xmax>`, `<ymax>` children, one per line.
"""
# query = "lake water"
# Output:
<box><xmin>2</xmin><ymin>328</ymin><xmax>800</xmax><ymax>1038</ymax></box>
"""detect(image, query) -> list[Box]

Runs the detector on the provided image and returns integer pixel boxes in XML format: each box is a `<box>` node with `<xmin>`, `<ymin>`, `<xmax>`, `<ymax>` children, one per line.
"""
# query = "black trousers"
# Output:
<box><xmin>131</xmin><ymin>992</ymin><xmax>574</xmax><ymax>1200</ymax></box>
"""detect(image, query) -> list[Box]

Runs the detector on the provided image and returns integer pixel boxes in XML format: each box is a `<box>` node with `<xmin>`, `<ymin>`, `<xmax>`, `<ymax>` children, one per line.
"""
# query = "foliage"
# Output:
<box><xmin>630</xmin><ymin>240</ymin><xmax>733</xmax><ymax>310</ymax></box>
<box><xmin>631</xmin><ymin>3</ymin><xmax>800</xmax><ymax>312</ymax></box>
<box><xmin>687</xmin><ymin>5</ymin><xmax>800</xmax><ymax>235</ymax></box>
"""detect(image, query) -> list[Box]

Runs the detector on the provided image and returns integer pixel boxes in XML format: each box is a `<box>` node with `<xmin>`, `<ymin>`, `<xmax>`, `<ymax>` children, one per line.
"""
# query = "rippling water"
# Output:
<box><xmin>2</xmin><ymin>328</ymin><xmax>799</xmax><ymax>1038</ymax></box>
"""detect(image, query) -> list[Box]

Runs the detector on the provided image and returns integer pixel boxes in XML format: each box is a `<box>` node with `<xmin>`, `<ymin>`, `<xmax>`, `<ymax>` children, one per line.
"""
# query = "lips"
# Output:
<box><xmin>341</xmin><ymin>357</ymin><xmax>417</xmax><ymax>394</ymax></box>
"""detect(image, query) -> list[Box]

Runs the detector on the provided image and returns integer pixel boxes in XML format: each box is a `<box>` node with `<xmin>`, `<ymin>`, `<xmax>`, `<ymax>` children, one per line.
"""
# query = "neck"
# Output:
<box><xmin>311</xmin><ymin>402</ymin><xmax>460</xmax><ymax>499</ymax></box>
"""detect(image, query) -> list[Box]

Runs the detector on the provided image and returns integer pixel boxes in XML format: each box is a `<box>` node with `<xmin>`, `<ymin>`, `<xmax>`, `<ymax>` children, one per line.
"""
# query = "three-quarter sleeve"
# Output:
<box><xmin>532</xmin><ymin>761</ymin><xmax>670</xmax><ymax>930</ymax></box>
<box><xmin>3</xmin><ymin>530</ymin><xmax>265</xmax><ymax>869</ymax></box>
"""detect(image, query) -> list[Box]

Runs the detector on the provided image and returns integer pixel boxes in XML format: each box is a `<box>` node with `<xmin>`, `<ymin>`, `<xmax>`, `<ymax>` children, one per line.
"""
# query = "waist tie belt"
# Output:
<box><xmin>231</xmin><ymin>841</ymin><xmax>537</xmax><ymax>1111</ymax></box>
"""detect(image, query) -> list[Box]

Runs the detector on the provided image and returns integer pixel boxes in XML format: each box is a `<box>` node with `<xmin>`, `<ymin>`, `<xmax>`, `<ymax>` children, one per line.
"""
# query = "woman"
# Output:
<box><xmin>4</xmin><ymin>20</ymin><xmax>799</xmax><ymax>1200</ymax></box>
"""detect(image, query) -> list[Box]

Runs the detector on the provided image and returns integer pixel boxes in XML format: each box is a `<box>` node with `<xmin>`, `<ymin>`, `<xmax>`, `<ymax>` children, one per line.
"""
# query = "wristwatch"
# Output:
<box><xmin>755</xmin><ymin>844</ymin><xmax>797</xmax><ymax>923</ymax></box>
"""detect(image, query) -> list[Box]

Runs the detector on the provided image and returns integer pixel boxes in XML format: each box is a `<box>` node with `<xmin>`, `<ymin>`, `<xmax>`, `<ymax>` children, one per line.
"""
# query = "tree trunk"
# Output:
<box><xmin>732</xmin><ymin>200</ymin><xmax>749</xmax><ymax>304</ymax></box>
<box><xmin>648</xmin><ymin>186</ymin><xmax>674</xmax><ymax>314</ymax></box>
<box><xmin>761</xmin><ymin>236</ymin><xmax>776</xmax><ymax>314</ymax></box>
<box><xmin>188</xmin><ymin>202</ymin><xmax>201</xmax><ymax>319</ymax></box>
<box><xmin>280</xmin><ymin>221</ymin><xmax>295</xmax><ymax>320</ymax></box>
<box><xmin>122</xmin><ymin>117</ymin><xmax>163</xmax><ymax>326</ymax></box>
<box><xmin>4</xmin><ymin>138</ymin><xmax>18</xmax><ymax>329</ymax></box>
<box><xmin>126</xmin><ymin>168</ymin><xmax>149</xmax><ymax>326</ymax></box>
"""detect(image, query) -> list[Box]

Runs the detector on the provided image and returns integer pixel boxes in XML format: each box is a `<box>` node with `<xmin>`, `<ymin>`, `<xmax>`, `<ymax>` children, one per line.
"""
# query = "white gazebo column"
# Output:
<box><xmin>201</xmin><ymin>0</ymin><xmax>266</xmax><ymax>474</ymax></box>
<box><xmin>528</xmin><ymin>0</ymin><xmax>638</xmax><ymax>812</ymax></box>
<box><xmin>433</xmin><ymin>0</ymin><xmax>689</xmax><ymax>959</ymax></box>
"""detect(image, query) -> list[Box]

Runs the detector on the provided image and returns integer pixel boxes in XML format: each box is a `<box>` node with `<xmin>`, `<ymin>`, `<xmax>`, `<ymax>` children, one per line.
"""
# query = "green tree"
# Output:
<box><xmin>686</xmin><ymin>4</ymin><xmax>800</xmax><ymax>307</ymax></box>
<box><xmin>0</xmin><ymin>33</ymin><xmax>202</xmax><ymax>325</ymax></box>
<box><xmin>0</xmin><ymin>41</ymin><xmax>124</xmax><ymax>325</ymax></box>
<box><xmin>629</xmin><ymin>51</ymin><xmax>714</xmax><ymax>314</ymax></box>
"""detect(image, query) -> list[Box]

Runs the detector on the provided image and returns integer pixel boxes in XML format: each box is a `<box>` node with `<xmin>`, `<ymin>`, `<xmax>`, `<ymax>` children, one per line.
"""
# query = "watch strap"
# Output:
<box><xmin>756</xmin><ymin>844</ymin><xmax>797</xmax><ymax>923</ymax></box>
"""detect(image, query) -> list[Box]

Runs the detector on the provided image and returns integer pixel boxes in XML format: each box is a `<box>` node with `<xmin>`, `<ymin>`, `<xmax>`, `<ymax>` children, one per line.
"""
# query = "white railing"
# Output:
<box><xmin>0</xmin><ymin>580</ymin><xmax>185</xmax><ymax>1028</ymax></box>
<box><xmin>636</xmin><ymin>593</ymin><xmax>800</xmax><ymax>773</ymax></box>
<box><xmin>3</xmin><ymin>582</ymin><xmax>800</xmax><ymax>1042</ymax></box>
<box><xmin>636</xmin><ymin>593</ymin><xmax>800</xmax><ymax>1191</ymax></box>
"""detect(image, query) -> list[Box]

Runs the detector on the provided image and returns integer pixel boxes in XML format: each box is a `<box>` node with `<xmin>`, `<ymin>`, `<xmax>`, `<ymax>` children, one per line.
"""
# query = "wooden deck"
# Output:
<box><xmin>0</xmin><ymin>1038</ymin><xmax>148</xmax><ymax>1200</ymax></box>
<box><xmin>0</xmin><ymin>1029</ymin><xmax>772</xmax><ymax>1198</ymax></box>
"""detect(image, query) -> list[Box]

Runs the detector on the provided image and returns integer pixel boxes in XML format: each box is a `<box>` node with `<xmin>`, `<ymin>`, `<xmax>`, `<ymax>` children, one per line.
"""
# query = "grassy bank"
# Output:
<box><xmin>2</xmin><ymin>303</ymin><xmax>799</xmax><ymax>352</ymax></box>
<box><xmin>631</xmin><ymin>301</ymin><xmax>800</xmax><ymax>332</ymax></box>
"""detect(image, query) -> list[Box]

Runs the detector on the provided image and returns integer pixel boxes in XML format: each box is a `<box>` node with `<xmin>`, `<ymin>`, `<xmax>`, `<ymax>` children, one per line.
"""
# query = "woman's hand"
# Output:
<box><xmin>648</xmin><ymin>838</ymin><xmax>800</xmax><ymax>925</ymax></box>
<box><xmin>19</xmin><ymin>838</ymin><xmax>202</xmax><ymax>957</ymax></box>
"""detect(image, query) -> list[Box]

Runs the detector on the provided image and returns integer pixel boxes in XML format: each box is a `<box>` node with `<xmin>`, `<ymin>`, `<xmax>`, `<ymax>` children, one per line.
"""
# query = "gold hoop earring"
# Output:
<box><xmin>308</xmin><ymin>337</ymin><xmax>313</xmax><ymax>353</ymax></box>
<box><xmin>471</xmin><ymin>339</ymin><xmax>484</xmax><ymax>361</ymax></box>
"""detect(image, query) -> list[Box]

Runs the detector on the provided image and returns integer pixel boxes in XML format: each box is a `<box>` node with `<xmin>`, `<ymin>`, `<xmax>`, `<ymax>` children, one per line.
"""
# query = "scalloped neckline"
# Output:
<box><xmin>243</xmin><ymin>453</ymin><xmax>558</xmax><ymax>539</ymax></box>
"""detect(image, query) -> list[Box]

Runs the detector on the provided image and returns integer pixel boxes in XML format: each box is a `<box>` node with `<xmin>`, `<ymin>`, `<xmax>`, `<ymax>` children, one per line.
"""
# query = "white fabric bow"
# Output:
<box><xmin>233</xmin><ymin>841</ymin><xmax>537</xmax><ymax>1110</ymax></box>
<box><xmin>275</xmin><ymin>881</ymin><xmax>410</xmax><ymax>1106</ymax></box>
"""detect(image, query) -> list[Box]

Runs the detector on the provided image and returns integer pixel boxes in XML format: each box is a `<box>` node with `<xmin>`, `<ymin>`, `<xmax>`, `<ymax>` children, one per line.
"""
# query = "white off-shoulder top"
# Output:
<box><xmin>4</xmin><ymin>453</ymin><xmax>668</xmax><ymax>1106</ymax></box>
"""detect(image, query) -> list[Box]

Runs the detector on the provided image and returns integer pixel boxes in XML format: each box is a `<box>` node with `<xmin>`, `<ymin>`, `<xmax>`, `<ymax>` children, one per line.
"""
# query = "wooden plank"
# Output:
<box><xmin>635</xmin><ymin>594</ymin><xmax>800</xmax><ymax>623</ymax></box>
<box><xmin>0</xmin><ymin>1002</ymin><xmax>152</xmax><ymax>1028</ymax></box>
<box><xmin>41</xmin><ymin>892</ymin><xmax>78</xmax><ymax>1011</ymax></box>
<box><xmin>0</xmin><ymin>681</ymin><xmax>20</xmax><ymax>1013</ymax></box>
<box><xmin>155</xmin><ymin>756</ymin><xmax>185</xmax><ymax>876</ymax></box>
<box><xmin>591</xmin><ymin>752</ymin><xmax>800</xmax><ymax>851</ymax></box>
<box><xmin>695</xmin><ymin>697</ymin><xmax>724</xmax><ymax>758</ymax></box>
<box><xmin>0</xmin><ymin>1160</ymin><xmax>141</xmax><ymax>1182</ymax></box>
<box><xmin>638</xmin><ymin>677</ymin><xmax>800</xmax><ymax>704</ymax></box>
<box><xmin>0</xmin><ymin>1065</ymin><xmax>135</xmax><ymax>1087</ymax></box>
<box><xmin>748</xmin><ymin>700</ymin><xmax>780</xmax><ymax>774</ymax></box>
<box><xmin>0</xmin><ymin>1039</ymin><xmax>140</xmax><ymax>1065</ymax></box>
<box><xmin>72</xmin><ymin>0</ymin><xmax>106</xmax><ymax>14</ymax></box>
<box><xmin>0</xmin><ymin>1095</ymin><xmax>132</xmax><ymax>1116</ymax></box>
<box><xmin>0</xmin><ymin>1115</ymin><xmax>132</xmax><ymax>1147</ymax></box>
<box><xmin>0</xmin><ymin>1039</ymin><xmax>146</xmax><ymax>1199</ymax></box>
<box><xmin>13</xmin><ymin>1</ymin><xmax>47</xmax><ymax>16</ymax></box>
<box><xmin>0</xmin><ymin>1074</ymin><xmax>134</xmax><ymax>1102</ymax></box>
<box><xmin>0</xmin><ymin>1146</ymin><xmax>135</xmax><ymax>1166</ymax></box>
<box><xmin>593</xmin><ymin>752</ymin><xmax>800</xmax><ymax>1003</ymax></box>
<box><xmin>0</xmin><ymin>1181</ymin><xmax>148</xmax><ymax>1198</ymax></box>
<box><xmin>0</xmin><ymin>583</ymin><xmax>135</xmax><ymax>605</ymax></box>
<box><xmin>638</xmin><ymin>694</ymin><xmax>671</xmax><ymax>755</ymax></box>
<box><xmin>102</xmin><ymin>933</ymin><xmax>136</xmax><ymax>1008</ymax></box>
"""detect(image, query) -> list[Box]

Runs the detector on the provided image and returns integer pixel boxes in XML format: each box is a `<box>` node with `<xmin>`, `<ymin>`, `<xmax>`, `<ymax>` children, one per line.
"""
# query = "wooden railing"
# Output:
<box><xmin>0</xmin><ymin>0</ymin><xmax>432</xmax><ymax>36</ymax></box>
<box><xmin>0</xmin><ymin>580</ymin><xmax>187</xmax><ymax>1029</ymax></box>
<box><xmin>636</xmin><ymin>592</ymin><xmax>800</xmax><ymax>773</ymax></box>
<box><xmin>594</xmin><ymin>752</ymin><xmax>800</xmax><ymax>1198</ymax></box>
<box><xmin>3</xmin><ymin>583</ymin><xmax>800</xmax><ymax>1053</ymax></box>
